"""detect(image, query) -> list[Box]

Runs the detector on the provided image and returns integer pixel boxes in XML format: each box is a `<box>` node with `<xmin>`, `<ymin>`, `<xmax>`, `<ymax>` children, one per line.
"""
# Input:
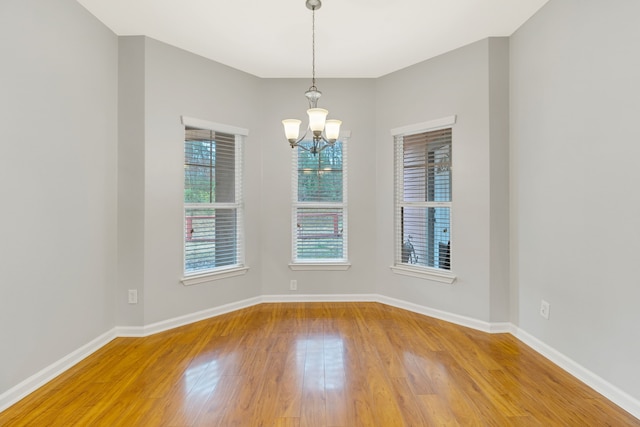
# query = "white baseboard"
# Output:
<box><xmin>512</xmin><ymin>326</ymin><xmax>640</xmax><ymax>420</ymax></box>
<box><xmin>116</xmin><ymin>296</ymin><xmax>264</xmax><ymax>337</ymax></box>
<box><xmin>377</xmin><ymin>295</ymin><xmax>497</xmax><ymax>333</ymax></box>
<box><xmin>0</xmin><ymin>328</ymin><xmax>118</xmax><ymax>413</ymax></box>
<box><xmin>2</xmin><ymin>295</ymin><xmax>638</xmax><ymax>420</ymax></box>
<box><xmin>261</xmin><ymin>293</ymin><xmax>379</xmax><ymax>303</ymax></box>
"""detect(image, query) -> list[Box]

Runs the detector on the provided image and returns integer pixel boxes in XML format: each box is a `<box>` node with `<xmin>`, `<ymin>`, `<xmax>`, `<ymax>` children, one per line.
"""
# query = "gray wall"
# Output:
<box><xmin>488</xmin><ymin>39</ymin><xmax>511</xmax><ymax>323</ymax></box>
<box><xmin>374</xmin><ymin>38</ymin><xmax>511</xmax><ymax>323</ymax></box>
<box><xmin>117</xmin><ymin>42</ymin><xmax>380</xmax><ymax>323</ymax></box>
<box><xmin>117</xmin><ymin>37</ymin><xmax>264</xmax><ymax>325</ymax></box>
<box><xmin>0</xmin><ymin>0</ymin><xmax>118</xmax><ymax>392</ymax></box>
<box><xmin>510</xmin><ymin>0</ymin><xmax>640</xmax><ymax>399</ymax></box>
<box><xmin>118</xmin><ymin>36</ymin><xmax>146</xmax><ymax>327</ymax></box>
<box><xmin>259</xmin><ymin>78</ymin><xmax>378</xmax><ymax>296</ymax></box>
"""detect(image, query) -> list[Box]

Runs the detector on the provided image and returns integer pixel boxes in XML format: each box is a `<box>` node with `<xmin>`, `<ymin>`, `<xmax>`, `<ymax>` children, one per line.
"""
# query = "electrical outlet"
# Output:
<box><xmin>290</xmin><ymin>280</ymin><xmax>297</xmax><ymax>291</ymax></box>
<box><xmin>128</xmin><ymin>289</ymin><xmax>138</xmax><ymax>304</ymax></box>
<box><xmin>540</xmin><ymin>299</ymin><xmax>550</xmax><ymax>319</ymax></box>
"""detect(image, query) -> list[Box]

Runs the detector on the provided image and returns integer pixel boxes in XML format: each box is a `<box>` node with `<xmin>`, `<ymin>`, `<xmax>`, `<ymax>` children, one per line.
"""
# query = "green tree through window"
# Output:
<box><xmin>184</xmin><ymin>128</ymin><xmax>240</xmax><ymax>274</ymax></box>
<box><xmin>293</xmin><ymin>140</ymin><xmax>348</xmax><ymax>262</ymax></box>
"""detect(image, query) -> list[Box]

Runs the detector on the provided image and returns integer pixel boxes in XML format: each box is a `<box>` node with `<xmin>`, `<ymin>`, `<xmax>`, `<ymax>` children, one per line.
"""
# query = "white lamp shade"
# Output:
<box><xmin>282</xmin><ymin>119</ymin><xmax>302</xmax><ymax>140</ymax></box>
<box><xmin>324</xmin><ymin>119</ymin><xmax>342</xmax><ymax>140</ymax></box>
<box><xmin>307</xmin><ymin>108</ymin><xmax>328</xmax><ymax>132</ymax></box>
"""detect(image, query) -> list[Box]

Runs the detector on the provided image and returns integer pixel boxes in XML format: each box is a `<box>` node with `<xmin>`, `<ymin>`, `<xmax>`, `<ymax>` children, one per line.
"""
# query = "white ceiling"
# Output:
<box><xmin>76</xmin><ymin>0</ymin><xmax>549</xmax><ymax>78</ymax></box>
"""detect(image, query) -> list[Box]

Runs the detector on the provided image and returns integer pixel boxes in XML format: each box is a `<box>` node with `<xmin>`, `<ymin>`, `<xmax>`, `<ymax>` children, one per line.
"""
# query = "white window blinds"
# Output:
<box><xmin>292</xmin><ymin>140</ymin><xmax>348</xmax><ymax>262</ymax></box>
<box><xmin>184</xmin><ymin>127</ymin><xmax>244</xmax><ymax>275</ymax></box>
<box><xmin>395</xmin><ymin>128</ymin><xmax>452</xmax><ymax>270</ymax></box>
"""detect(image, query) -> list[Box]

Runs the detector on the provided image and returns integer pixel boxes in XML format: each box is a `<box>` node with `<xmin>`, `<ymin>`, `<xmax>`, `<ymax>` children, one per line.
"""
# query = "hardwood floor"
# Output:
<box><xmin>1</xmin><ymin>302</ymin><xmax>638</xmax><ymax>426</ymax></box>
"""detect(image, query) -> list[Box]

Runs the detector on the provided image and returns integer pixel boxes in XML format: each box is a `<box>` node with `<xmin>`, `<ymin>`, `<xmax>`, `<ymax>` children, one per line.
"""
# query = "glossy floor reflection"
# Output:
<box><xmin>1</xmin><ymin>302</ymin><xmax>638</xmax><ymax>426</ymax></box>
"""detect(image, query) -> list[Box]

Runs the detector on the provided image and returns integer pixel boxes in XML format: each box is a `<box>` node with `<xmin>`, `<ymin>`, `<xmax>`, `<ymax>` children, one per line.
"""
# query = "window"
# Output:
<box><xmin>291</xmin><ymin>137</ymin><xmax>349</xmax><ymax>269</ymax></box>
<box><xmin>182</xmin><ymin>117</ymin><xmax>247</xmax><ymax>283</ymax></box>
<box><xmin>392</xmin><ymin>117</ymin><xmax>456</xmax><ymax>283</ymax></box>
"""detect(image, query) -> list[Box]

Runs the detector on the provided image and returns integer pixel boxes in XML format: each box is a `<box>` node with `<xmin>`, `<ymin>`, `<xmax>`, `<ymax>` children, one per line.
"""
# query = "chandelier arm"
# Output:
<box><xmin>317</xmin><ymin>135</ymin><xmax>337</xmax><ymax>151</ymax></box>
<box><xmin>317</xmin><ymin>131</ymin><xmax>337</xmax><ymax>144</ymax></box>
<box><xmin>290</xmin><ymin>127</ymin><xmax>337</xmax><ymax>149</ymax></box>
<box><xmin>317</xmin><ymin>144</ymin><xmax>330</xmax><ymax>153</ymax></box>
<box><xmin>289</xmin><ymin>126</ymin><xmax>311</xmax><ymax>148</ymax></box>
<box><xmin>295</xmin><ymin>144</ymin><xmax>312</xmax><ymax>153</ymax></box>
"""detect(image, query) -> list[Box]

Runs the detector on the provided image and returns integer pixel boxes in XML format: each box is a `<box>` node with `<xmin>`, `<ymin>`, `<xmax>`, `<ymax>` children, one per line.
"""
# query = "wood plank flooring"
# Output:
<box><xmin>1</xmin><ymin>302</ymin><xmax>638</xmax><ymax>426</ymax></box>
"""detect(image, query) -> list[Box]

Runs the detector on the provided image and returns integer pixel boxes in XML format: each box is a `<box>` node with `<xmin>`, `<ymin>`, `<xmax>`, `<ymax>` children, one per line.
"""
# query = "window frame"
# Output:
<box><xmin>289</xmin><ymin>132</ymin><xmax>351</xmax><ymax>271</ymax></box>
<box><xmin>180</xmin><ymin>116</ymin><xmax>249</xmax><ymax>285</ymax></box>
<box><xmin>390</xmin><ymin>116</ymin><xmax>457</xmax><ymax>284</ymax></box>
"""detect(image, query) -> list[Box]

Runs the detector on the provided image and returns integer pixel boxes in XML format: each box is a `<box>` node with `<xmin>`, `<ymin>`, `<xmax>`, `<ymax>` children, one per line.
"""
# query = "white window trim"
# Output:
<box><xmin>290</xmin><ymin>132</ymin><xmax>351</xmax><ymax>268</ymax></box>
<box><xmin>390</xmin><ymin>115</ymin><xmax>456</xmax><ymax>137</ymax></box>
<box><xmin>181</xmin><ymin>116</ymin><xmax>249</xmax><ymax>137</ymax></box>
<box><xmin>181</xmin><ymin>266</ymin><xmax>249</xmax><ymax>286</ymax></box>
<box><xmin>390</xmin><ymin>264</ymin><xmax>456</xmax><ymax>284</ymax></box>
<box><xmin>288</xmin><ymin>262</ymin><xmax>351</xmax><ymax>271</ymax></box>
<box><xmin>181</xmin><ymin>116</ymin><xmax>248</xmax><ymax>283</ymax></box>
<box><xmin>391</xmin><ymin>116</ymin><xmax>457</xmax><ymax>284</ymax></box>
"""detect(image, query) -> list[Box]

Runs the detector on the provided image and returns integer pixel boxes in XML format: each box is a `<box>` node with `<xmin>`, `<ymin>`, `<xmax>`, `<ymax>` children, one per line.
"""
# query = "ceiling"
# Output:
<box><xmin>76</xmin><ymin>0</ymin><xmax>549</xmax><ymax>79</ymax></box>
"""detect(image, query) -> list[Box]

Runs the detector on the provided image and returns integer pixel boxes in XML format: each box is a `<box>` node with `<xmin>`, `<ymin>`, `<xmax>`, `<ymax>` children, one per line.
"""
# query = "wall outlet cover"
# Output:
<box><xmin>128</xmin><ymin>289</ymin><xmax>138</xmax><ymax>304</ymax></box>
<box><xmin>540</xmin><ymin>299</ymin><xmax>550</xmax><ymax>319</ymax></box>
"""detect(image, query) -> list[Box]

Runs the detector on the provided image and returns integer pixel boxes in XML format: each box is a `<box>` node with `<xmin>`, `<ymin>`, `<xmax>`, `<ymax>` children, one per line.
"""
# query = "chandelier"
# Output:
<box><xmin>282</xmin><ymin>0</ymin><xmax>342</xmax><ymax>155</ymax></box>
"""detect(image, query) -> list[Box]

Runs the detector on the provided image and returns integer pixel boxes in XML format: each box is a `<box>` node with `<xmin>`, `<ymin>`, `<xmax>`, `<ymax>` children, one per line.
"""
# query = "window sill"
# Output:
<box><xmin>181</xmin><ymin>266</ymin><xmax>249</xmax><ymax>286</ymax></box>
<box><xmin>390</xmin><ymin>265</ymin><xmax>456</xmax><ymax>284</ymax></box>
<box><xmin>289</xmin><ymin>262</ymin><xmax>351</xmax><ymax>271</ymax></box>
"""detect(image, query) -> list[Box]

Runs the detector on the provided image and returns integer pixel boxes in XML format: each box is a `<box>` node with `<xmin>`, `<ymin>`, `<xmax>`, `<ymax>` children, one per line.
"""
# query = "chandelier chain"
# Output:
<box><xmin>281</xmin><ymin>0</ymin><xmax>341</xmax><ymax>153</ymax></box>
<box><xmin>311</xmin><ymin>7</ymin><xmax>316</xmax><ymax>89</ymax></box>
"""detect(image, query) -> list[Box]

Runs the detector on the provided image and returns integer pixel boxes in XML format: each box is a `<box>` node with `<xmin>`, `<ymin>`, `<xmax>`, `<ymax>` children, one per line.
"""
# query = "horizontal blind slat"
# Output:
<box><xmin>395</xmin><ymin>127</ymin><xmax>452</xmax><ymax>269</ymax></box>
<box><xmin>292</xmin><ymin>139</ymin><xmax>347</xmax><ymax>262</ymax></box>
<box><xmin>184</xmin><ymin>125</ymin><xmax>244</xmax><ymax>275</ymax></box>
